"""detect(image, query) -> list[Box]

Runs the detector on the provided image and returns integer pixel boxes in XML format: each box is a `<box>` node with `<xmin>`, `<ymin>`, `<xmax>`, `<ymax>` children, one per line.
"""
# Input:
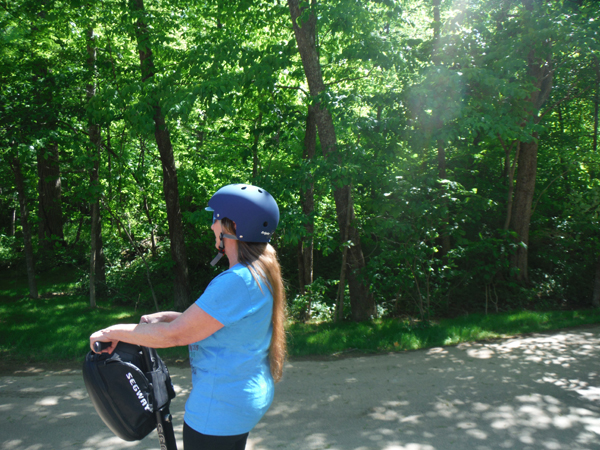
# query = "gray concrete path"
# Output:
<box><xmin>2</xmin><ymin>326</ymin><xmax>600</xmax><ymax>450</ymax></box>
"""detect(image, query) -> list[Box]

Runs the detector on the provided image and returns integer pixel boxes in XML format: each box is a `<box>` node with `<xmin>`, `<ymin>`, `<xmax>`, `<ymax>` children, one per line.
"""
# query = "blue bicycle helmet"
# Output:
<box><xmin>206</xmin><ymin>184</ymin><xmax>279</xmax><ymax>265</ymax></box>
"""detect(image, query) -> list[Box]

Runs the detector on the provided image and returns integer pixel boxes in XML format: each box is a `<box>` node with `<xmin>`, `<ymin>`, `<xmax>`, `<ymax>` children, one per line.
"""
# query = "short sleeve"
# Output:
<box><xmin>195</xmin><ymin>271</ymin><xmax>252</xmax><ymax>326</ymax></box>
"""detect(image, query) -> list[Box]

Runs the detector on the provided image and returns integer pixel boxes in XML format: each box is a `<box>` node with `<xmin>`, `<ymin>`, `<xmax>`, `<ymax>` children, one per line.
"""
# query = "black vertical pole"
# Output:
<box><xmin>141</xmin><ymin>347</ymin><xmax>178</xmax><ymax>450</ymax></box>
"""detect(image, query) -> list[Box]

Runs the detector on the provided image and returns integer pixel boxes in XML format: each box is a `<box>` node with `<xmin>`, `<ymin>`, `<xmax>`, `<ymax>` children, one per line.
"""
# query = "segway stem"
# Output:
<box><xmin>141</xmin><ymin>347</ymin><xmax>178</xmax><ymax>450</ymax></box>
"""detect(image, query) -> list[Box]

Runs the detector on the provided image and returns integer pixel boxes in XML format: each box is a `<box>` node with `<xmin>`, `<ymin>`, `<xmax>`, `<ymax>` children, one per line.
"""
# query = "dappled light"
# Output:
<box><xmin>254</xmin><ymin>326</ymin><xmax>600</xmax><ymax>449</ymax></box>
<box><xmin>2</xmin><ymin>327</ymin><xmax>600</xmax><ymax>449</ymax></box>
<box><xmin>0</xmin><ymin>370</ymin><xmax>188</xmax><ymax>450</ymax></box>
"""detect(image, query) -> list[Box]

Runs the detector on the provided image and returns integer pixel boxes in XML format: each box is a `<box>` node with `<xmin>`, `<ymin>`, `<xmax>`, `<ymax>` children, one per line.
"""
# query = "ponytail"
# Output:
<box><xmin>222</xmin><ymin>219</ymin><xmax>287</xmax><ymax>382</ymax></box>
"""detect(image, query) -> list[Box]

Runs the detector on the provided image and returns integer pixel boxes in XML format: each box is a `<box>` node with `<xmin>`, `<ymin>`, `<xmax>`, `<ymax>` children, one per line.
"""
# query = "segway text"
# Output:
<box><xmin>126</xmin><ymin>372</ymin><xmax>153</xmax><ymax>412</ymax></box>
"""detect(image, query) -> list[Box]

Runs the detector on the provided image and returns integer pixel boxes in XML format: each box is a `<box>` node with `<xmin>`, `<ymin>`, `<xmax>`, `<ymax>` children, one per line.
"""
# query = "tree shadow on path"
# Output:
<box><xmin>255</xmin><ymin>326</ymin><xmax>600</xmax><ymax>450</ymax></box>
<box><xmin>1</xmin><ymin>326</ymin><xmax>600</xmax><ymax>450</ymax></box>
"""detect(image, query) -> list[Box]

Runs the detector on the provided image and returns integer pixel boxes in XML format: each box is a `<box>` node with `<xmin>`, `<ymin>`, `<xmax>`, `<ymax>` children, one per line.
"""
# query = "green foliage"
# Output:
<box><xmin>0</xmin><ymin>0</ymin><xmax>599</xmax><ymax>322</ymax></box>
<box><xmin>289</xmin><ymin>277</ymin><xmax>340</xmax><ymax>322</ymax></box>
<box><xmin>0</xmin><ymin>235</ymin><xmax>21</xmax><ymax>270</ymax></box>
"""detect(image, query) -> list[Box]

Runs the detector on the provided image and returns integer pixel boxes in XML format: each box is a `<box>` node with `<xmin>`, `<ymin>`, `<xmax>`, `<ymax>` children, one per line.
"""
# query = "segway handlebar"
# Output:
<box><xmin>93</xmin><ymin>341</ymin><xmax>112</xmax><ymax>353</ymax></box>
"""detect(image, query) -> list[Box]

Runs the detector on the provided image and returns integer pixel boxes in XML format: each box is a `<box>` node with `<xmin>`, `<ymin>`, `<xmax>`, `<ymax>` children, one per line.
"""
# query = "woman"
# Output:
<box><xmin>90</xmin><ymin>184</ymin><xmax>287</xmax><ymax>450</ymax></box>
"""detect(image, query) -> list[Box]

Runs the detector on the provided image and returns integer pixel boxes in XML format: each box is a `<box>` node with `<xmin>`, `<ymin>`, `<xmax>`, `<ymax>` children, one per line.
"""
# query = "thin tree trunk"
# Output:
<box><xmin>142</xmin><ymin>196</ymin><xmax>157</xmax><ymax>256</ymax></box>
<box><xmin>90</xmin><ymin>198</ymin><xmax>99</xmax><ymax>308</ymax></box>
<box><xmin>139</xmin><ymin>139</ymin><xmax>157</xmax><ymax>256</ymax></box>
<box><xmin>74</xmin><ymin>215</ymin><xmax>84</xmax><ymax>245</ymax></box>
<box><xmin>107</xmin><ymin>129</ymin><xmax>113</xmax><ymax>213</ymax></box>
<box><xmin>11</xmin><ymin>206</ymin><xmax>16</xmax><ymax>236</ymax></box>
<box><xmin>11</xmin><ymin>156</ymin><xmax>38</xmax><ymax>299</ymax></box>
<box><xmin>301</xmin><ymin>105</ymin><xmax>316</xmax><ymax>291</ymax></box>
<box><xmin>288</xmin><ymin>0</ymin><xmax>374</xmax><ymax>321</ymax></box>
<box><xmin>130</xmin><ymin>0</ymin><xmax>191</xmax><ymax>310</ymax></box>
<box><xmin>336</xmin><ymin>185</ymin><xmax>352</xmax><ymax>322</ymax></box>
<box><xmin>593</xmin><ymin>55</ymin><xmax>599</xmax><ymax>154</ymax></box>
<box><xmin>298</xmin><ymin>105</ymin><xmax>317</xmax><ymax>321</ymax></box>
<box><xmin>87</xmin><ymin>26</ymin><xmax>105</xmax><ymax>307</ymax></box>
<box><xmin>297</xmin><ymin>242</ymin><xmax>305</xmax><ymax>296</ymax></box>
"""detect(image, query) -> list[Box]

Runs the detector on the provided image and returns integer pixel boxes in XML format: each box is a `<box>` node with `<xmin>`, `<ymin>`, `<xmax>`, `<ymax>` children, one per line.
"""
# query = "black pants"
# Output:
<box><xmin>183</xmin><ymin>422</ymin><xmax>249</xmax><ymax>450</ymax></box>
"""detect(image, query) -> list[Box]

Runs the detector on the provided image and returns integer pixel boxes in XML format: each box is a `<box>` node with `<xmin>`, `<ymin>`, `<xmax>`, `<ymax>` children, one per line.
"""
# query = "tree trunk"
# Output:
<box><xmin>288</xmin><ymin>0</ymin><xmax>374</xmax><ymax>321</ymax></box>
<box><xmin>11</xmin><ymin>156</ymin><xmax>38</xmax><ymax>299</ymax></box>
<box><xmin>508</xmin><ymin>2</ymin><xmax>553</xmax><ymax>283</ymax></box>
<box><xmin>298</xmin><ymin>105</ymin><xmax>317</xmax><ymax>321</ymax></box>
<box><xmin>131</xmin><ymin>0</ymin><xmax>191</xmax><ymax>310</ymax></box>
<box><xmin>509</xmin><ymin>139</ymin><xmax>538</xmax><ymax>282</ymax></box>
<box><xmin>153</xmin><ymin>113</ymin><xmax>192</xmax><ymax>310</ymax></box>
<box><xmin>142</xmin><ymin>195</ymin><xmax>157</xmax><ymax>256</ymax></box>
<box><xmin>336</xmin><ymin>185</ymin><xmax>352</xmax><ymax>322</ymax></box>
<box><xmin>87</xmin><ymin>27</ymin><xmax>105</xmax><ymax>308</ymax></box>
<box><xmin>90</xmin><ymin>197</ymin><xmax>100</xmax><ymax>308</ymax></box>
<box><xmin>139</xmin><ymin>139</ymin><xmax>157</xmax><ymax>256</ymax></box>
<box><xmin>593</xmin><ymin>55</ymin><xmax>599</xmax><ymax>154</ymax></box>
<box><xmin>11</xmin><ymin>206</ymin><xmax>16</xmax><ymax>236</ymax></box>
<box><xmin>36</xmin><ymin>143</ymin><xmax>64</xmax><ymax>250</ymax></box>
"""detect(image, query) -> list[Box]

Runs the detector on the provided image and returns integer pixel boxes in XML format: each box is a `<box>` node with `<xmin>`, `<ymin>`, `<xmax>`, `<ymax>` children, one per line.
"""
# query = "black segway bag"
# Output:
<box><xmin>83</xmin><ymin>342</ymin><xmax>176</xmax><ymax>441</ymax></box>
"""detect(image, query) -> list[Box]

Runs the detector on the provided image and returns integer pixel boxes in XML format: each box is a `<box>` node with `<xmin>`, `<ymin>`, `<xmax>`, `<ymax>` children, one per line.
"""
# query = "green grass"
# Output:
<box><xmin>2</xmin><ymin>269</ymin><xmax>600</xmax><ymax>364</ymax></box>
<box><xmin>0</xmin><ymin>269</ymin><xmax>149</xmax><ymax>361</ymax></box>
<box><xmin>287</xmin><ymin>309</ymin><xmax>600</xmax><ymax>357</ymax></box>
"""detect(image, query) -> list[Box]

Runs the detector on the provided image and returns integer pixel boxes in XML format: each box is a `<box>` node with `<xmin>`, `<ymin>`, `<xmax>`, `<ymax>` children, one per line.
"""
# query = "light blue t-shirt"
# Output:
<box><xmin>184</xmin><ymin>263</ymin><xmax>274</xmax><ymax>436</ymax></box>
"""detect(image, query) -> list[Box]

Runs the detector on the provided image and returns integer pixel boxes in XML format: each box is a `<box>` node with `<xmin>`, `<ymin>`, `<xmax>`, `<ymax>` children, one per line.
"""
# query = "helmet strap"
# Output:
<box><xmin>210</xmin><ymin>232</ymin><xmax>239</xmax><ymax>266</ymax></box>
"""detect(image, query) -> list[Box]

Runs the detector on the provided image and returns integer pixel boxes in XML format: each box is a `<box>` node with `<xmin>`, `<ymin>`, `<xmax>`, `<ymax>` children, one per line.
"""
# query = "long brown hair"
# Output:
<box><xmin>222</xmin><ymin>218</ymin><xmax>287</xmax><ymax>382</ymax></box>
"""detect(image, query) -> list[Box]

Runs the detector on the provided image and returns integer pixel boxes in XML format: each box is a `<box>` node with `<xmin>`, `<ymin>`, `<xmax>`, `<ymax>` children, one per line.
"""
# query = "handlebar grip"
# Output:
<box><xmin>93</xmin><ymin>341</ymin><xmax>112</xmax><ymax>353</ymax></box>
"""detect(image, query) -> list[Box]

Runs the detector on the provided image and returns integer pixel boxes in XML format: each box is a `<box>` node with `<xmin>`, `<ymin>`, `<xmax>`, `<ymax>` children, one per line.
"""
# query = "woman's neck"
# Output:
<box><xmin>225</xmin><ymin>240</ymin><xmax>239</xmax><ymax>268</ymax></box>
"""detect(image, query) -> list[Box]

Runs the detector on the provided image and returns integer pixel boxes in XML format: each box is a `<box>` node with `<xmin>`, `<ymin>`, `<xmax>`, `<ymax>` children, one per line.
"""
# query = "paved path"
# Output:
<box><xmin>2</xmin><ymin>326</ymin><xmax>600</xmax><ymax>450</ymax></box>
